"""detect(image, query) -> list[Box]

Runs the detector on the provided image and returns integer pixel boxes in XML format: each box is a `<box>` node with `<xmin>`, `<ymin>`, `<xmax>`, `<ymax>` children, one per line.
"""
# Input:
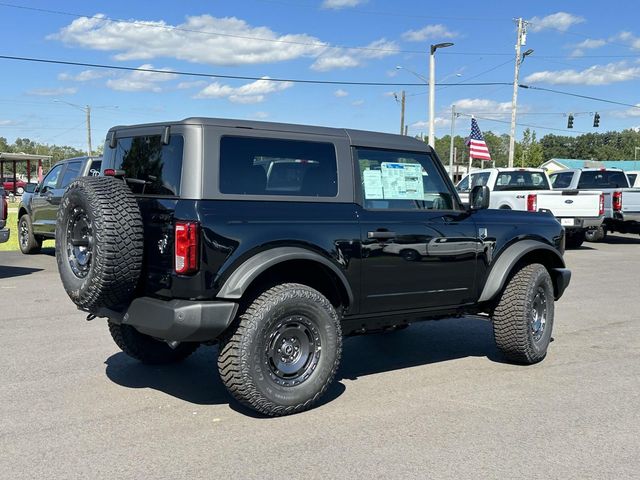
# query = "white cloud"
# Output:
<box><xmin>26</xmin><ymin>87</ymin><xmax>77</xmax><ymax>96</ymax></box>
<box><xmin>351</xmin><ymin>99</ymin><xmax>365</xmax><ymax>106</ymax></box>
<box><xmin>334</xmin><ymin>89</ymin><xmax>349</xmax><ymax>97</ymax></box>
<box><xmin>524</xmin><ymin>61</ymin><xmax>640</xmax><ymax>85</ymax></box>
<box><xmin>454</xmin><ymin>98</ymin><xmax>513</xmax><ymax>114</ymax></box>
<box><xmin>195</xmin><ymin>76</ymin><xmax>293</xmax><ymax>103</ymax></box>
<box><xmin>528</xmin><ymin>12</ymin><xmax>585</xmax><ymax>32</ymax></box>
<box><xmin>410</xmin><ymin>117</ymin><xmax>449</xmax><ymax>130</ymax></box>
<box><xmin>0</xmin><ymin>119</ymin><xmax>15</xmax><ymax>126</ymax></box>
<box><xmin>615</xmin><ymin>31</ymin><xmax>640</xmax><ymax>50</ymax></box>
<box><xmin>402</xmin><ymin>24</ymin><xmax>457</xmax><ymax>42</ymax></box>
<box><xmin>58</xmin><ymin>69</ymin><xmax>111</xmax><ymax>82</ymax></box>
<box><xmin>176</xmin><ymin>80</ymin><xmax>208</xmax><ymax>90</ymax></box>
<box><xmin>611</xmin><ymin>104</ymin><xmax>640</xmax><ymax>118</ymax></box>
<box><xmin>106</xmin><ymin>64</ymin><xmax>176</xmax><ymax>92</ymax></box>
<box><xmin>322</xmin><ymin>0</ymin><xmax>366</xmax><ymax>9</ymax></box>
<box><xmin>570</xmin><ymin>38</ymin><xmax>606</xmax><ymax>57</ymax></box>
<box><xmin>252</xmin><ymin>111</ymin><xmax>270</xmax><ymax>119</ymax></box>
<box><xmin>310</xmin><ymin>38</ymin><xmax>398</xmax><ymax>71</ymax></box>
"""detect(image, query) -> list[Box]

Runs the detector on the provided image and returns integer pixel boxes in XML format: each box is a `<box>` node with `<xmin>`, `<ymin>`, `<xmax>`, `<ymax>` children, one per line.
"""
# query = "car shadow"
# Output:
<box><xmin>104</xmin><ymin>317</ymin><xmax>502</xmax><ymax>416</ymax></box>
<box><xmin>41</xmin><ymin>247</ymin><xmax>56</xmax><ymax>257</ymax></box>
<box><xmin>0</xmin><ymin>265</ymin><xmax>43</xmax><ymax>279</ymax></box>
<box><xmin>601</xmin><ymin>234</ymin><xmax>640</xmax><ymax>245</ymax></box>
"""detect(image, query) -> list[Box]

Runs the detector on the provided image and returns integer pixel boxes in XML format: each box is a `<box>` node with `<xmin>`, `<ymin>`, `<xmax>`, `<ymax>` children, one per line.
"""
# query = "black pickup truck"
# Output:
<box><xmin>17</xmin><ymin>156</ymin><xmax>101</xmax><ymax>254</ymax></box>
<box><xmin>0</xmin><ymin>186</ymin><xmax>8</xmax><ymax>243</ymax></box>
<box><xmin>55</xmin><ymin>118</ymin><xmax>571</xmax><ymax>416</ymax></box>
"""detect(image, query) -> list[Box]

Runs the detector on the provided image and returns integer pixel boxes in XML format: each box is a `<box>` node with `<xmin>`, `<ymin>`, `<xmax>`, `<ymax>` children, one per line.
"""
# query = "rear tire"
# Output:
<box><xmin>492</xmin><ymin>263</ymin><xmax>554</xmax><ymax>365</ymax></box>
<box><xmin>56</xmin><ymin>177</ymin><xmax>144</xmax><ymax>312</ymax></box>
<box><xmin>18</xmin><ymin>214</ymin><xmax>42</xmax><ymax>254</ymax></box>
<box><xmin>108</xmin><ymin>322</ymin><xmax>199</xmax><ymax>364</ymax></box>
<box><xmin>218</xmin><ymin>283</ymin><xmax>342</xmax><ymax>416</ymax></box>
<box><xmin>585</xmin><ymin>226</ymin><xmax>605</xmax><ymax>243</ymax></box>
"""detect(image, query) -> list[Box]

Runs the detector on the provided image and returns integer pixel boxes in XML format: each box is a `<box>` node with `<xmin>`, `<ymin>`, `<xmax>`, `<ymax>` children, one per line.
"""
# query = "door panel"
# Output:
<box><xmin>359</xmin><ymin>208</ymin><xmax>479</xmax><ymax>313</ymax></box>
<box><xmin>32</xmin><ymin>164</ymin><xmax>64</xmax><ymax>234</ymax></box>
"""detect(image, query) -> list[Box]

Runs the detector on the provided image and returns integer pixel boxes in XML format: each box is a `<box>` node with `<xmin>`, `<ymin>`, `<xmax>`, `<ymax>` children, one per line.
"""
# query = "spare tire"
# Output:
<box><xmin>56</xmin><ymin>176</ymin><xmax>144</xmax><ymax>312</ymax></box>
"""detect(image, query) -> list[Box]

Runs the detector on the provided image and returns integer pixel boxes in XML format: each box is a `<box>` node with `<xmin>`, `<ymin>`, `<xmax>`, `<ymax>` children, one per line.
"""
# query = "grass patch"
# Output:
<box><xmin>0</xmin><ymin>211</ymin><xmax>55</xmax><ymax>252</ymax></box>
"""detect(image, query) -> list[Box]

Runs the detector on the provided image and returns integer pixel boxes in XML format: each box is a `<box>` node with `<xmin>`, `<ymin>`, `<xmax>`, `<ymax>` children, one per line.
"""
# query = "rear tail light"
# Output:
<box><xmin>527</xmin><ymin>194</ymin><xmax>537</xmax><ymax>212</ymax></box>
<box><xmin>175</xmin><ymin>221</ymin><xmax>199</xmax><ymax>275</ymax></box>
<box><xmin>104</xmin><ymin>168</ymin><xmax>116</xmax><ymax>176</ymax></box>
<box><xmin>599</xmin><ymin>193</ymin><xmax>605</xmax><ymax>216</ymax></box>
<box><xmin>612</xmin><ymin>191</ymin><xmax>622</xmax><ymax>212</ymax></box>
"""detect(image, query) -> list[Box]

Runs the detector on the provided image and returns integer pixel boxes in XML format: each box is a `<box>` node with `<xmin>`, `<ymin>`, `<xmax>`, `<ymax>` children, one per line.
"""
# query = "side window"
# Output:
<box><xmin>60</xmin><ymin>162</ymin><xmax>82</xmax><ymax>189</ymax></box>
<box><xmin>628</xmin><ymin>173</ymin><xmax>637</xmax><ymax>186</ymax></box>
<box><xmin>357</xmin><ymin>147</ymin><xmax>454</xmax><ymax>210</ymax></box>
<box><xmin>550</xmin><ymin>172</ymin><xmax>573</xmax><ymax>188</ymax></box>
<box><xmin>456</xmin><ymin>175</ymin><xmax>470</xmax><ymax>192</ymax></box>
<box><xmin>41</xmin><ymin>164</ymin><xmax>63</xmax><ymax>190</ymax></box>
<box><xmin>113</xmin><ymin>135</ymin><xmax>183</xmax><ymax>195</ymax></box>
<box><xmin>219</xmin><ymin>136</ymin><xmax>338</xmax><ymax>197</ymax></box>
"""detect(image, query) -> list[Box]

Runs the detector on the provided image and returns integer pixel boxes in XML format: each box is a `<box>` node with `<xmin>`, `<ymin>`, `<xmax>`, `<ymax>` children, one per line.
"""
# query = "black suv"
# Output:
<box><xmin>55</xmin><ymin>118</ymin><xmax>571</xmax><ymax>416</ymax></box>
<box><xmin>18</xmin><ymin>156</ymin><xmax>101</xmax><ymax>254</ymax></box>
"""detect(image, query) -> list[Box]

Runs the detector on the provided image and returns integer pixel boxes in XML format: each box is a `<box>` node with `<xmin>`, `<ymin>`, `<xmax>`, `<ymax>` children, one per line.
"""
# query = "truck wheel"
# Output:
<box><xmin>56</xmin><ymin>177</ymin><xmax>144</xmax><ymax>312</ymax></box>
<box><xmin>18</xmin><ymin>214</ymin><xmax>42</xmax><ymax>254</ymax></box>
<box><xmin>108</xmin><ymin>322</ymin><xmax>199</xmax><ymax>364</ymax></box>
<box><xmin>565</xmin><ymin>230</ymin><xmax>585</xmax><ymax>249</ymax></box>
<box><xmin>218</xmin><ymin>283</ymin><xmax>342</xmax><ymax>416</ymax></box>
<box><xmin>585</xmin><ymin>226</ymin><xmax>605</xmax><ymax>243</ymax></box>
<box><xmin>492</xmin><ymin>263</ymin><xmax>554</xmax><ymax>365</ymax></box>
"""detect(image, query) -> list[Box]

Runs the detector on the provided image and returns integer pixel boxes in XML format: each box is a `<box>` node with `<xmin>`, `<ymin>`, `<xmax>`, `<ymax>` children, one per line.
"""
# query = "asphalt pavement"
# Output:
<box><xmin>1</xmin><ymin>237</ymin><xmax>639</xmax><ymax>479</ymax></box>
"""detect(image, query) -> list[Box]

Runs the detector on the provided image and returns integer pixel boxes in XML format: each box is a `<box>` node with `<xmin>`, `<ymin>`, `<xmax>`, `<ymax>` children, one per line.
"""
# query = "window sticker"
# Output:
<box><xmin>362</xmin><ymin>169</ymin><xmax>383</xmax><ymax>199</ymax></box>
<box><xmin>380</xmin><ymin>162</ymin><xmax>424</xmax><ymax>200</ymax></box>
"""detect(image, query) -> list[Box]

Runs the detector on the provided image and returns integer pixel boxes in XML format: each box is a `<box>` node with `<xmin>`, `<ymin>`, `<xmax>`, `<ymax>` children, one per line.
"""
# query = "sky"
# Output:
<box><xmin>1</xmin><ymin>0</ymin><xmax>640</xmax><ymax>152</ymax></box>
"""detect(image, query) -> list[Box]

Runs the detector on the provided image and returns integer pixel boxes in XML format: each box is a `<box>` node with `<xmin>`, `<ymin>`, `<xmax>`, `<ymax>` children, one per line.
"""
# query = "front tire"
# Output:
<box><xmin>108</xmin><ymin>322</ymin><xmax>199</xmax><ymax>364</ymax></box>
<box><xmin>18</xmin><ymin>214</ymin><xmax>42</xmax><ymax>254</ymax></box>
<box><xmin>492</xmin><ymin>263</ymin><xmax>554</xmax><ymax>364</ymax></box>
<box><xmin>218</xmin><ymin>283</ymin><xmax>342</xmax><ymax>416</ymax></box>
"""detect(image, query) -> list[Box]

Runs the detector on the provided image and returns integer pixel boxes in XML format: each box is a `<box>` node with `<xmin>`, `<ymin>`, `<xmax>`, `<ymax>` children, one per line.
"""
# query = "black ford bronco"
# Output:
<box><xmin>56</xmin><ymin>118</ymin><xmax>571</xmax><ymax>416</ymax></box>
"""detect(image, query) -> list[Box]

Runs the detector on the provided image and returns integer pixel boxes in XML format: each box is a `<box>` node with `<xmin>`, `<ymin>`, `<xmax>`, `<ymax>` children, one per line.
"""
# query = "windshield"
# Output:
<box><xmin>494</xmin><ymin>171</ymin><xmax>550</xmax><ymax>191</ymax></box>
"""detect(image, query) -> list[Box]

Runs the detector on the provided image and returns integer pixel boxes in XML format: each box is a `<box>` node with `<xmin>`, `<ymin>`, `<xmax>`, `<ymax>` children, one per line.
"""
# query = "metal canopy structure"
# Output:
<box><xmin>0</xmin><ymin>152</ymin><xmax>53</xmax><ymax>194</ymax></box>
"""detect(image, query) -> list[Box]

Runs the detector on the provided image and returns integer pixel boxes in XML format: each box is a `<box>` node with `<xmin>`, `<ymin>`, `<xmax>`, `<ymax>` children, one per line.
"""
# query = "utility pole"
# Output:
<box><xmin>400</xmin><ymin>90</ymin><xmax>406</xmax><ymax>135</ymax></box>
<box><xmin>85</xmin><ymin>105</ymin><xmax>92</xmax><ymax>157</ymax></box>
<box><xmin>508</xmin><ymin>18</ymin><xmax>528</xmax><ymax>168</ymax></box>
<box><xmin>448</xmin><ymin>104</ymin><xmax>457</xmax><ymax>180</ymax></box>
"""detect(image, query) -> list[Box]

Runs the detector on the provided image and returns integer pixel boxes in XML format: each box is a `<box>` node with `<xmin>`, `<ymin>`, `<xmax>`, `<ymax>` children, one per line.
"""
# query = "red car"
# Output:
<box><xmin>1</xmin><ymin>177</ymin><xmax>27</xmax><ymax>195</ymax></box>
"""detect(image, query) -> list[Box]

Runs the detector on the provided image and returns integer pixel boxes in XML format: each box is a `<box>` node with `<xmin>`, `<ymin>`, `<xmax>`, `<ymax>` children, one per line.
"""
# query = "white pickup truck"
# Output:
<box><xmin>456</xmin><ymin>168</ymin><xmax>603</xmax><ymax>248</ymax></box>
<box><xmin>549</xmin><ymin>168</ymin><xmax>640</xmax><ymax>241</ymax></box>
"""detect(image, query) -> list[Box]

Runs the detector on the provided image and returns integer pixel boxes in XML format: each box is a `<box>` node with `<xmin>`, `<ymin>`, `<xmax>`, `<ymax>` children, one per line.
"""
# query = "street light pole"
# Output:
<box><xmin>508</xmin><ymin>18</ymin><xmax>531</xmax><ymax>167</ymax></box>
<box><xmin>429</xmin><ymin>42</ymin><xmax>454</xmax><ymax>149</ymax></box>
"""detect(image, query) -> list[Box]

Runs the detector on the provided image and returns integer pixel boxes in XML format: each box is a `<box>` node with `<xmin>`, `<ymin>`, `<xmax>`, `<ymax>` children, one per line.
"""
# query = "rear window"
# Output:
<box><xmin>494</xmin><ymin>171</ymin><xmax>550</xmax><ymax>191</ymax></box>
<box><xmin>577</xmin><ymin>170</ymin><xmax>629</xmax><ymax>189</ymax></box>
<box><xmin>111</xmin><ymin>135</ymin><xmax>183</xmax><ymax>195</ymax></box>
<box><xmin>549</xmin><ymin>172</ymin><xmax>574</xmax><ymax>188</ymax></box>
<box><xmin>60</xmin><ymin>161</ymin><xmax>82</xmax><ymax>189</ymax></box>
<box><xmin>219</xmin><ymin>136</ymin><xmax>337</xmax><ymax>197</ymax></box>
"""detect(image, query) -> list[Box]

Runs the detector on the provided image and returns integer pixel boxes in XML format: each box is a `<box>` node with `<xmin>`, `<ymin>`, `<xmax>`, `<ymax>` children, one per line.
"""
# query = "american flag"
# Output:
<box><xmin>466</xmin><ymin>117</ymin><xmax>492</xmax><ymax>161</ymax></box>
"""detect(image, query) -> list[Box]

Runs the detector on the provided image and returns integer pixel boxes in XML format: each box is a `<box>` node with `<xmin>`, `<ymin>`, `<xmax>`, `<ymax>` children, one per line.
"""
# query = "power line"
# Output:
<box><xmin>520</xmin><ymin>84</ymin><xmax>640</xmax><ymax>109</ymax></box>
<box><xmin>0</xmin><ymin>2</ymin><xmax>420</xmax><ymax>55</ymax></box>
<box><xmin>0</xmin><ymin>54</ymin><xmax>513</xmax><ymax>87</ymax></box>
<box><xmin>458</xmin><ymin>112</ymin><xmax>589</xmax><ymax>134</ymax></box>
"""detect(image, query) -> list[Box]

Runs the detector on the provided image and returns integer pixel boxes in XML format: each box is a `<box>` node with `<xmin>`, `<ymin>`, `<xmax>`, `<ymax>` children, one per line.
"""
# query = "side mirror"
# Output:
<box><xmin>25</xmin><ymin>182</ymin><xmax>38</xmax><ymax>194</ymax></box>
<box><xmin>469</xmin><ymin>185</ymin><xmax>490</xmax><ymax>210</ymax></box>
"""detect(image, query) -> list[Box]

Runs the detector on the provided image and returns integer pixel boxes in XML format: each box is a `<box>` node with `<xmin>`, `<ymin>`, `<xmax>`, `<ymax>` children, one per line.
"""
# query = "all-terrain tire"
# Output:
<box><xmin>565</xmin><ymin>230</ymin><xmax>585</xmax><ymax>249</ymax></box>
<box><xmin>492</xmin><ymin>263</ymin><xmax>554</xmax><ymax>365</ymax></box>
<box><xmin>108</xmin><ymin>322</ymin><xmax>199</xmax><ymax>364</ymax></box>
<box><xmin>18</xmin><ymin>214</ymin><xmax>42</xmax><ymax>254</ymax></box>
<box><xmin>218</xmin><ymin>283</ymin><xmax>342</xmax><ymax>416</ymax></box>
<box><xmin>56</xmin><ymin>176</ymin><xmax>144</xmax><ymax>312</ymax></box>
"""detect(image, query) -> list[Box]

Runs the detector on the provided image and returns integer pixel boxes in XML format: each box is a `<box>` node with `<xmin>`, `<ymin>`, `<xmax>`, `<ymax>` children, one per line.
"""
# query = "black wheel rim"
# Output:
<box><xmin>19</xmin><ymin>219</ymin><xmax>29</xmax><ymax>249</ymax></box>
<box><xmin>531</xmin><ymin>286</ymin><xmax>548</xmax><ymax>342</ymax></box>
<box><xmin>264</xmin><ymin>315</ymin><xmax>321</xmax><ymax>387</ymax></box>
<box><xmin>66</xmin><ymin>206</ymin><xmax>93</xmax><ymax>279</ymax></box>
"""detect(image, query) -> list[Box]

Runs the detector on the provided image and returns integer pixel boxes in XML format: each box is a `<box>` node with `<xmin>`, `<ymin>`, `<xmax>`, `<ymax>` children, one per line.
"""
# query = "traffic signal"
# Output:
<box><xmin>567</xmin><ymin>114</ymin><xmax>574</xmax><ymax>129</ymax></box>
<box><xmin>593</xmin><ymin>112</ymin><xmax>600</xmax><ymax>128</ymax></box>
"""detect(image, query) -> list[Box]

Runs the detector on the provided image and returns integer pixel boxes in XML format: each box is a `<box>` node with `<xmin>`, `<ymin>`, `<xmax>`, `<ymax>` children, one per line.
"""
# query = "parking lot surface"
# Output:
<box><xmin>1</xmin><ymin>236</ymin><xmax>639</xmax><ymax>479</ymax></box>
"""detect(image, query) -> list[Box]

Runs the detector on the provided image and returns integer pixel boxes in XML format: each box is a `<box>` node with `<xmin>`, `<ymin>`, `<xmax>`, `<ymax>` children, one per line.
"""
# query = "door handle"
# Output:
<box><xmin>368</xmin><ymin>230</ymin><xmax>396</xmax><ymax>240</ymax></box>
<box><xmin>440</xmin><ymin>215</ymin><xmax>456</xmax><ymax>223</ymax></box>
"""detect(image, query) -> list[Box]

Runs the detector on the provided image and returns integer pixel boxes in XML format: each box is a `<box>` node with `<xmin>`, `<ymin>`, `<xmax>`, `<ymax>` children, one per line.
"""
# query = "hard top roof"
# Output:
<box><xmin>108</xmin><ymin>117</ymin><xmax>431</xmax><ymax>152</ymax></box>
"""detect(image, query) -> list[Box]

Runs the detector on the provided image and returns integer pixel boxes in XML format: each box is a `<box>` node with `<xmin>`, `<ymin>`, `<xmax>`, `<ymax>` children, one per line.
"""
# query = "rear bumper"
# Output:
<box><xmin>551</xmin><ymin>268</ymin><xmax>572</xmax><ymax>300</ymax></box>
<box><xmin>558</xmin><ymin>216</ymin><xmax>603</xmax><ymax>229</ymax></box>
<box><xmin>97</xmin><ymin>297</ymin><xmax>239</xmax><ymax>342</ymax></box>
<box><xmin>0</xmin><ymin>228</ymin><xmax>9</xmax><ymax>243</ymax></box>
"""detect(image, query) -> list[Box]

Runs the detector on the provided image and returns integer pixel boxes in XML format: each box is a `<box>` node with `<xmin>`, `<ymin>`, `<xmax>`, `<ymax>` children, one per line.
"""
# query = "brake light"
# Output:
<box><xmin>527</xmin><ymin>194</ymin><xmax>537</xmax><ymax>212</ymax></box>
<box><xmin>599</xmin><ymin>193</ymin><xmax>605</xmax><ymax>216</ymax></box>
<box><xmin>175</xmin><ymin>221</ymin><xmax>199</xmax><ymax>275</ymax></box>
<box><xmin>104</xmin><ymin>168</ymin><xmax>116</xmax><ymax>176</ymax></box>
<box><xmin>612</xmin><ymin>191</ymin><xmax>622</xmax><ymax>212</ymax></box>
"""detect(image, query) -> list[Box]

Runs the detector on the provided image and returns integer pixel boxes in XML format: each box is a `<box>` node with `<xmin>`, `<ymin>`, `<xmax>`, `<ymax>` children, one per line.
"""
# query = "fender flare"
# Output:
<box><xmin>216</xmin><ymin>246</ymin><xmax>354</xmax><ymax>306</ymax></box>
<box><xmin>478</xmin><ymin>240</ymin><xmax>565</xmax><ymax>303</ymax></box>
